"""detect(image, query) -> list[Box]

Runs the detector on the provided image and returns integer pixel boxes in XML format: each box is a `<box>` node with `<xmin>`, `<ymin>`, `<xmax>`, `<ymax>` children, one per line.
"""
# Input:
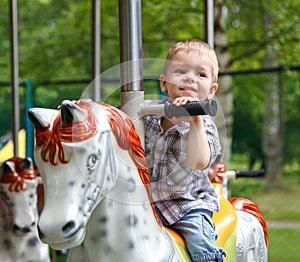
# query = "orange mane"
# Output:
<box><xmin>99</xmin><ymin>103</ymin><xmax>162</xmax><ymax>226</ymax></box>
<box><xmin>230</xmin><ymin>197</ymin><xmax>269</xmax><ymax>247</ymax></box>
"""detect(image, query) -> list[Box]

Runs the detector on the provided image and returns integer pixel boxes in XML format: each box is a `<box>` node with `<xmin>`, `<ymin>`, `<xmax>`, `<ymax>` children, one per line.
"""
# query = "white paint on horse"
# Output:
<box><xmin>235</xmin><ymin>210</ymin><xmax>268</xmax><ymax>262</ymax></box>
<box><xmin>0</xmin><ymin>158</ymin><xmax>50</xmax><ymax>262</ymax></box>
<box><xmin>30</xmin><ymin>100</ymin><xmax>179</xmax><ymax>262</ymax></box>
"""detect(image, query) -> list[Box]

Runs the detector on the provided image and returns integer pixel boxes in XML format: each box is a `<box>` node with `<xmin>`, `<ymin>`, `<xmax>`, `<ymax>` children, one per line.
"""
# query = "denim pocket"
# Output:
<box><xmin>202</xmin><ymin>213</ymin><xmax>216</xmax><ymax>239</ymax></box>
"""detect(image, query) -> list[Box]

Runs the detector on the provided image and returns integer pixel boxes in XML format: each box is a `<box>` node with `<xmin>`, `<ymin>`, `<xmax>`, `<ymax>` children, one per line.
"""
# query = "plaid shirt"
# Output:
<box><xmin>144</xmin><ymin>100</ymin><xmax>221</xmax><ymax>225</ymax></box>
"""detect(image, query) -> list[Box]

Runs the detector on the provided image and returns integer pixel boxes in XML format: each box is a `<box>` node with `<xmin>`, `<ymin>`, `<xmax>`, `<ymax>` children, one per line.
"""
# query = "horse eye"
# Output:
<box><xmin>87</xmin><ymin>154</ymin><xmax>98</xmax><ymax>170</ymax></box>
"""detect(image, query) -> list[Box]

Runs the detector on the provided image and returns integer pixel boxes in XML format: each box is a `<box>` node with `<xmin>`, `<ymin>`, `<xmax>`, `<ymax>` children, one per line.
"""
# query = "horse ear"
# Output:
<box><xmin>1</xmin><ymin>160</ymin><xmax>15</xmax><ymax>174</ymax></box>
<box><xmin>17</xmin><ymin>157</ymin><xmax>33</xmax><ymax>171</ymax></box>
<box><xmin>60</xmin><ymin>100</ymin><xmax>87</xmax><ymax>126</ymax></box>
<box><xmin>28</xmin><ymin>108</ymin><xmax>58</xmax><ymax>129</ymax></box>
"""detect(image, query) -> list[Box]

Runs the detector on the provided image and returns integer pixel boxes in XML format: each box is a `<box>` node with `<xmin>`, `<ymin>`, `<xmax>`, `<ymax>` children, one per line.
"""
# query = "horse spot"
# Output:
<box><xmin>99</xmin><ymin>230</ymin><xmax>107</xmax><ymax>238</ymax></box>
<box><xmin>128</xmin><ymin>239</ymin><xmax>135</xmax><ymax>249</ymax></box>
<box><xmin>3</xmin><ymin>239</ymin><xmax>12</xmax><ymax>250</ymax></box>
<box><xmin>126</xmin><ymin>177</ymin><xmax>136</xmax><ymax>192</ymax></box>
<box><xmin>78</xmin><ymin>148</ymin><xmax>86</xmax><ymax>154</ymax></box>
<box><xmin>20</xmin><ymin>251</ymin><xmax>26</xmax><ymax>259</ymax></box>
<box><xmin>81</xmin><ymin>183</ymin><xmax>86</xmax><ymax>188</ymax></box>
<box><xmin>104</xmin><ymin>245</ymin><xmax>112</xmax><ymax>255</ymax></box>
<box><xmin>91</xmin><ymin>230</ymin><xmax>106</xmax><ymax>242</ymax></box>
<box><xmin>27</xmin><ymin>236</ymin><xmax>39</xmax><ymax>247</ymax></box>
<box><xmin>143</xmin><ymin>202</ymin><xmax>149</xmax><ymax>211</ymax></box>
<box><xmin>142</xmin><ymin>235</ymin><xmax>149</xmax><ymax>240</ymax></box>
<box><xmin>29</xmin><ymin>193</ymin><xmax>34</xmax><ymax>198</ymax></box>
<box><xmin>99</xmin><ymin>216</ymin><xmax>108</xmax><ymax>224</ymax></box>
<box><xmin>69</xmin><ymin>181</ymin><xmax>75</xmax><ymax>187</ymax></box>
<box><xmin>126</xmin><ymin>214</ymin><xmax>138</xmax><ymax>227</ymax></box>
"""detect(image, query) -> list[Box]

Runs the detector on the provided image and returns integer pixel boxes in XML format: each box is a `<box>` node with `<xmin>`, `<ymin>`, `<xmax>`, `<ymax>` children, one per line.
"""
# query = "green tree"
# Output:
<box><xmin>223</xmin><ymin>0</ymin><xmax>300</xmax><ymax>188</ymax></box>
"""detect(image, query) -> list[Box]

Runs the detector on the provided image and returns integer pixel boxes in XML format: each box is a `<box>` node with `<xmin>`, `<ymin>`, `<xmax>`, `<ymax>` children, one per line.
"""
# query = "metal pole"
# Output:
<box><xmin>205</xmin><ymin>0</ymin><xmax>214</xmax><ymax>47</ymax></box>
<box><xmin>92</xmin><ymin>0</ymin><xmax>101</xmax><ymax>101</ymax></box>
<box><xmin>118</xmin><ymin>0</ymin><xmax>144</xmax><ymax>143</ymax></box>
<box><xmin>118</xmin><ymin>0</ymin><xmax>143</xmax><ymax>93</ymax></box>
<box><xmin>9</xmin><ymin>0</ymin><xmax>20</xmax><ymax>157</ymax></box>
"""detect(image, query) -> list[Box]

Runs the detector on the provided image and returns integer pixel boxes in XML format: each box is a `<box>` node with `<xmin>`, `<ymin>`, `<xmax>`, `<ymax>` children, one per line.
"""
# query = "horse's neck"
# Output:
<box><xmin>106</xmin><ymin>149</ymin><xmax>161</xmax><ymax>233</ymax></box>
<box><xmin>0</xmin><ymin>199</ymin><xmax>11</xmax><ymax>231</ymax></box>
<box><xmin>78</xmin><ymin>149</ymin><xmax>177</xmax><ymax>261</ymax></box>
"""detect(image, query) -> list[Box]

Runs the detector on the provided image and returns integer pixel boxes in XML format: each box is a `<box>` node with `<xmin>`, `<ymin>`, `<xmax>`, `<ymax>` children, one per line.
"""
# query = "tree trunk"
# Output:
<box><xmin>214</xmin><ymin>0</ymin><xmax>233</xmax><ymax>168</ymax></box>
<box><xmin>262</xmin><ymin>3</ymin><xmax>283</xmax><ymax>190</ymax></box>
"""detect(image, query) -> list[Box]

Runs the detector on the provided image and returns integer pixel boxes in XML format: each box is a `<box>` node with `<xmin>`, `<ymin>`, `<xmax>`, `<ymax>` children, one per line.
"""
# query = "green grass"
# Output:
<box><xmin>268</xmin><ymin>228</ymin><xmax>300</xmax><ymax>262</ymax></box>
<box><xmin>229</xmin><ymin>154</ymin><xmax>300</xmax><ymax>221</ymax></box>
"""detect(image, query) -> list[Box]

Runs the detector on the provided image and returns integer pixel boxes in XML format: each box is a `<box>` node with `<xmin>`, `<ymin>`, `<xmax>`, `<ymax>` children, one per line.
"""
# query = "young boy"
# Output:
<box><xmin>144</xmin><ymin>39</ymin><xmax>224</xmax><ymax>262</ymax></box>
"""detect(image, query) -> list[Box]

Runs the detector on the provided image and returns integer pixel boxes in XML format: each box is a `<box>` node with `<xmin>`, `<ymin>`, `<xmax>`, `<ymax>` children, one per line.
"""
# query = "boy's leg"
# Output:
<box><xmin>171</xmin><ymin>209</ymin><xmax>225</xmax><ymax>262</ymax></box>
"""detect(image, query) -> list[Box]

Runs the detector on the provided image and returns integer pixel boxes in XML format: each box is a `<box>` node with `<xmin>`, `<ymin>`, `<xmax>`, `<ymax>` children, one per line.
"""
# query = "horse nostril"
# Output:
<box><xmin>22</xmin><ymin>227</ymin><xmax>31</xmax><ymax>233</ymax></box>
<box><xmin>13</xmin><ymin>224</ymin><xmax>31</xmax><ymax>233</ymax></box>
<box><xmin>13</xmin><ymin>224</ymin><xmax>20</xmax><ymax>231</ymax></box>
<box><xmin>37</xmin><ymin>226</ymin><xmax>44</xmax><ymax>239</ymax></box>
<box><xmin>62</xmin><ymin>221</ymin><xmax>75</xmax><ymax>234</ymax></box>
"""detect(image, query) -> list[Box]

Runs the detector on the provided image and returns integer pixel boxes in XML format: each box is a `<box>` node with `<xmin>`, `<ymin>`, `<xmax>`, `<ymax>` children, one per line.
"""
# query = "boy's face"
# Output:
<box><xmin>160</xmin><ymin>51</ymin><xmax>218</xmax><ymax>101</ymax></box>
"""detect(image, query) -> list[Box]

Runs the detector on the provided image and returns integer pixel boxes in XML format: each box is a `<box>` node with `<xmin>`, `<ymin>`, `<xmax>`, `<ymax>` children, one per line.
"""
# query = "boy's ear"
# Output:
<box><xmin>160</xmin><ymin>74</ymin><xmax>167</xmax><ymax>92</ymax></box>
<box><xmin>207</xmin><ymin>83</ymin><xmax>218</xmax><ymax>99</ymax></box>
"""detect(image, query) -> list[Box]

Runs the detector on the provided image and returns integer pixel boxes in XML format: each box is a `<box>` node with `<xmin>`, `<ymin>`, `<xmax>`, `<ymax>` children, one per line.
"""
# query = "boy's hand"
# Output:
<box><xmin>172</xmin><ymin>96</ymin><xmax>199</xmax><ymax>107</ymax></box>
<box><xmin>171</xmin><ymin>97</ymin><xmax>201</xmax><ymax>123</ymax></box>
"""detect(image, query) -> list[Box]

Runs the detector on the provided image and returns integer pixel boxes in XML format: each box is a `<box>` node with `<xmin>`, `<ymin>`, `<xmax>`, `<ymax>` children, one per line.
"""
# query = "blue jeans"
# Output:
<box><xmin>158</xmin><ymin>208</ymin><xmax>225</xmax><ymax>262</ymax></box>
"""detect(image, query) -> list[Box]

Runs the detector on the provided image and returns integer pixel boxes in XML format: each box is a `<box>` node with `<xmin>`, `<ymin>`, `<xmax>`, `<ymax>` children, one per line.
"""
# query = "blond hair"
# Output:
<box><xmin>164</xmin><ymin>39</ymin><xmax>219</xmax><ymax>83</ymax></box>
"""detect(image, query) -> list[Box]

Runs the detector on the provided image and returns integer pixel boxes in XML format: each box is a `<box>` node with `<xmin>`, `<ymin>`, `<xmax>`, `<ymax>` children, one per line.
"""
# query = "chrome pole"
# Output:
<box><xmin>92</xmin><ymin>0</ymin><xmax>101</xmax><ymax>101</ymax></box>
<box><xmin>118</xmin><ymin>0</ymin><xmax>143</xmax><ymax>93</ymax></box>
<box><xmin>118</xmin><ymin>0</ymin><xmax>144</xmax><ymax>144</ymax></box>
<box><xmin>9</xmin><ymin>0</ymin><xmax>20</xmax><ymax>157</ymax></box>
<box><xmin>205</xmin><ymin>0</ymin><xmax>214</xmax><ymax>47</ymax></box>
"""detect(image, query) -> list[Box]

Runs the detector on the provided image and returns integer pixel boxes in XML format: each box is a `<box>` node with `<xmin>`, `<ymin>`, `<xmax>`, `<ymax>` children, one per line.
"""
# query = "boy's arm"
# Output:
<box><xmin>171</xmin><ymin>96</ymin><xmax>214</xmax><ymax>170</ymax></box>
<box><xmin>186</xmin><ymin>115</ymin><xmax>210</xmax><ymax>170</ymax></box>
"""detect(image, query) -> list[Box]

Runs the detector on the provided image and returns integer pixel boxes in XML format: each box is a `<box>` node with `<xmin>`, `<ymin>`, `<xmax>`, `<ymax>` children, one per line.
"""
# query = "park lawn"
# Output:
<box><xmin>229</xmin><ymin>155</ymin><xmax>300</xmax><ymax>221</ymax></box>
<box><xmin>268</xmin><ymin>228</ymin><xmax>300</xmax><ymax>262</ymax></box>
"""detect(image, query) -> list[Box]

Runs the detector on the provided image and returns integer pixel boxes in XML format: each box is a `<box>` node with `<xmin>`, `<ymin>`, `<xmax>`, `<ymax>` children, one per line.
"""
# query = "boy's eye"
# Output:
<box><xmin>196</xmin><ymin>72</ymin><xmax>206</xmax><ymax>78</ymax></box>
<box><xmin>176</xmin><ymin>69</ymin><xmax>186</xmax><ymax>74</ymax></box>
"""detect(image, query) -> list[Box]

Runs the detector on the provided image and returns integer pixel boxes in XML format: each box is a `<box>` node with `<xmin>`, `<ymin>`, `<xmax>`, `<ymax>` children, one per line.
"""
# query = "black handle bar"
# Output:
<box><xmin>138</xmin><ymin>99</ymin><xmax>218</xmax><ymax>118</ymax></box>
<box><xmin>235</xmin><ymin>169</ymin><xmax>265</xmax><ymax>178</ymax></box>
<box><xmin>164</xmin><ymin>100</ymin><xmax>218</xmax><ymax>118</ymax></box>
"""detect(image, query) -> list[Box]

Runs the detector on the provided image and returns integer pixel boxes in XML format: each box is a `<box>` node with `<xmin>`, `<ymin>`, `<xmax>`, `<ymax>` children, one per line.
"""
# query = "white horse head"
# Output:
<box><xmin>0</xmin><ymin>157</ymin><xmax>50</xmax><ymax>262</ymax></box>
<box><xmin>0</xmin><ymin>157</ymin><xmax>39</xmax><ymax>234</ymax></box>
<box><xmin>29</xmin><ymin>99</ymin><xmax>181</xmax><ymax>262</ymax></box>
<box><xmin>29</xmin><ymin>99</ymin><xmax>119</xmax><ymax>249</ymax></box>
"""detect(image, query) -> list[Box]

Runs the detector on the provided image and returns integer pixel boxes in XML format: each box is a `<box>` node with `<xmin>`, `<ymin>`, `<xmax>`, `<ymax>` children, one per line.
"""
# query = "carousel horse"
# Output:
<box><xmin>28</xmin><ymin>99</ymin><xmax>268</xmax><ymax>262</ymax></box>
<box><xmin>0</xmin><ymin>157</ymin><xmax>50</xmax><ymax>262</ymax></box>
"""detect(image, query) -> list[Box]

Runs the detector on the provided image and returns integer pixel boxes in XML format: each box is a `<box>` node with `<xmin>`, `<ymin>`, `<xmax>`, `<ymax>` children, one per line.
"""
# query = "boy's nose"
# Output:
<box><xmin>183</xmin><ymin>72</ymin><xmax>196</xmax><ymax>82</ymax></box>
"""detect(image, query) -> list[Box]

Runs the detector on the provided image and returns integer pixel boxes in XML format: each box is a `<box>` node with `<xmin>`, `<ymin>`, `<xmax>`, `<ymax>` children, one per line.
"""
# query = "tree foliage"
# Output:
<box><xmin>0</xmin><ymin>0</ymin><xmax>299</xmax><ymax>166</ymax></box>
